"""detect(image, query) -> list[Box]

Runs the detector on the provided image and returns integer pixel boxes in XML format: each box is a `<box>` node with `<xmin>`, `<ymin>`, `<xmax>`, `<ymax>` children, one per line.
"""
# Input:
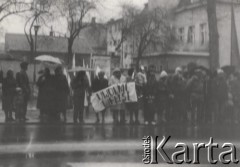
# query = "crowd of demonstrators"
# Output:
<box><xmin>92</xmin><ymin>64</ymin><xmax>239</xmax><ymax>126</ymax></box>
<box><xmin>1</xmin><ymin>61</ymin><xmax>240</xmax><ymax>126</ymax></box>
<box><xmin>0</xmin><ymin>62</ymin><xmax>70</xmax><ymax>123</ymax></box>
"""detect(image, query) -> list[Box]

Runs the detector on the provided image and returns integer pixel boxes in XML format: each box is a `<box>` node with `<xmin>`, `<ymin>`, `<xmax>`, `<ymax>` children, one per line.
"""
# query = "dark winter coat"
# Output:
<box><xmin>92</xmin><ymin>77</ymin><xmax>108</xmax><ymax>93</ymax></box>
<box><xmin>230</xmin><ymin>78</ymin><xmax>240</xmax><ymax>105</ymax></box>
<box><xmin>16</xmin><ymin>70</ymin><xmax>30</xmax><ymax>99</ymax></box>
<box><xmin>71</xmin><ymin>76</ymin><xmax>89</xmax><ymax>110</ymax></box>
<box><xmin>156</xmin><ymin>78</ymin><xmax>170</xmax><ymax>102</ymax></box>
<box><xmin>170</xmin><ymin>74</ymin><xmax>186</xmax><ymax>98</ymax></box>
<box><xmin>211</xmin><ymin>77</ymin><xmax>228</xmax><ymax>102</ymax></box>
<box><xmin>187</xmin><ymin>76</ymin><xmax>205</xmax><ymax>102</ymax></box>
<box><xmin>2</xmin><ymin>77</ymin><xmax>17</xmax><ymax>111</ymax></box>
<box><xmin>54</xmin><ymin>74</ymin><xmax>70</xmax><ymax>112</ymax></box>
<box><xmin>36</xmin><ymin>74</ymin><xmax>56</xmax><ymax>111</ymax></box>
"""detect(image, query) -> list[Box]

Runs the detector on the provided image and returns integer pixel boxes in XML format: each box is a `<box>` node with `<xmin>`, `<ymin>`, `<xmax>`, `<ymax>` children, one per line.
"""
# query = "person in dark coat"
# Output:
<box><xmin>37</xmin><ymin>68</ymin><xmax>55</xmax><ymax>120</ymax></box>
<box><xmin>143</xmin><ymin>65</ymin><xmax>157</xmax><ymax>125</ymax></box>
<box><xmin>71</xmin><ymin>71</ymin><xmax>89</xmax><ymax>123</ymax></box>
<box><xmin>16</xmin><ymin>62</ymin><xmax>30</xmax><ymax>121</ymax></box>
<box><xmin>170</xmin><ymin>67</ymin><xmax>187</xmax><ymax>123</ymax></box>
<box><xmin>2</xmin><ymin>70</ymin><xmax>16</xmax><ymax>122</ymax></box>
<box><xmin>92</xmin><ymin>71</ymin><xmax>108</xmax><ymax>124</ymax></box>
<box><xmin>54</xmin><ymin>66</ymin><xmax>70</xmax><ymax>122</ymax></box>
<box><xmin>231</xmin><ymin>72</ymin><xmax>240</xmax><ymax>124</ymax></box>
<box><xmin>187</xmin><ymin>69</ymin><xmax>205</xmax><ymax>125</ymax></box>
<box><xmin>156</xmin><ymin>71</ymin><xmax>169</xmax><ymax>124</ymax></box>
<box><xmin>211</xmin><ymin>69</ymin><xmax>228</xmax><ymax>123</ymax></box>
<box><xmin>37</xmin><ymin>70</ymin><xmax>45</xmax><ymax>118</ymax></box>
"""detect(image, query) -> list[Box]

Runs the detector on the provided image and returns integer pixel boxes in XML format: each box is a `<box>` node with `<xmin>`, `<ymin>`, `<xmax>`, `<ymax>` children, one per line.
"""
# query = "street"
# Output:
<box><xmin>0</xmin><ymin>122</ymin><xmax>240</xmax><ymax>167</ymax></box>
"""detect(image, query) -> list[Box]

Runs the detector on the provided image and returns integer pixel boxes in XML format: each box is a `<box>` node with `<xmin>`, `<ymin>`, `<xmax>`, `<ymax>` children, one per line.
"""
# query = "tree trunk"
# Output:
<box><xmin>136</xmin><ymin>52</ymin><xmax>142</xmax><ymax>71</ymax></box>
<box><xmin>68</xmin><ymin>38</ymin><xmax>74</xmax><ymax>68</ymax></box>
<box><xmin>30</xmin><ymin>42</ymin><xmax>34</xmax><ymax>62</ymax></box>
<box><xmin>207</xmin><ymin>0</ymin><xmax>220</xmax><ymax>70</ymax></box>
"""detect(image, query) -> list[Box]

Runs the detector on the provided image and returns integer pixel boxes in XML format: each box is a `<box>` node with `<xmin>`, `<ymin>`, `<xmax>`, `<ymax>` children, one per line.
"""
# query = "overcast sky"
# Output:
<box><xmin>0</xmin><ymin>0</ymin><xmax>148</xmax><ymax>42</ymax></box>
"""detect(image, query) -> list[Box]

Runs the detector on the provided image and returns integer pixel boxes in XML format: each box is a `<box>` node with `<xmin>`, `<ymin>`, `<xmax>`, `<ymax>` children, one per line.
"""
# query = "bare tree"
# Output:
<box><xmin>132</xmin><ymin>7</ymin><xmax>175</xmax><ymax>70</ymax></box>
<box><xmin>56</xmin><ymin>0</ymin><xmax>97</xmax><ymax>66</ymax></box>
<box><xmin>109</xmin><ymin>3</ymin><xmax>139</xmax><ymax>52</ymax></box>
<box><xmin>0</xmin><ymin>0</ymin><xmax>31</xmax><ymax>23</ymax></box>
<box><xmin>24</xmin><ymin>0</ymin><xmax>54</xmax><ymax>62</ymax></box>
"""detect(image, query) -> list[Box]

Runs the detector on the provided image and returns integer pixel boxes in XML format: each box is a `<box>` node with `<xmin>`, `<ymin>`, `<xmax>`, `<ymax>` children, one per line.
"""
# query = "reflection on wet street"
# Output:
<box><xmin>0</xmin><ymin>123</ymin><xmax>240</xmax><ymax>144</ymax></box>
<box><xmin>0</xmin><ymin>123</ymin><xmax>240</xmax><ymax>166</ymax></box>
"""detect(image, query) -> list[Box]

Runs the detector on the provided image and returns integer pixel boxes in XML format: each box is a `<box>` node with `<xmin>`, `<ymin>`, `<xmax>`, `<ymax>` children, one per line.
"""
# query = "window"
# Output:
<box><xmin>188</xmin><ymin>26</ymin><xmax>195</xmax><ymax>44</ymax></box>
<box><xmin>200</xmin><ymin>23</ymin><xmax>207</xmax><ymax>45</ymax></box>
<box><xmin>178</xmin><ymin>27</ymin><xmax>185</xmax><ymax>42</ymax></box>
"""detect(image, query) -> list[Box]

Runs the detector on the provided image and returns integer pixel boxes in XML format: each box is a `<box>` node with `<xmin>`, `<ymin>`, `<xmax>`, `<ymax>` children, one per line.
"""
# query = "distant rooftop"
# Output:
<box><xmin>5</xmin><ymin>33</ymin><xmax>93</xmax><ymax>54</ymax></box>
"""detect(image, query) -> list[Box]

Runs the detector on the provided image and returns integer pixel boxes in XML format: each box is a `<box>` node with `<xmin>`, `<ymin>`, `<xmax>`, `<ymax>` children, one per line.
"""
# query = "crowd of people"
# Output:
<box><xmin>135</xmin><ymin>64</ymin><xmax>240</xmax><ymax>126</ymax></box>
<box><xmin>0</xmin><ymin>61</ymin><xmax>240</xmax><ymax>126</ymax></box>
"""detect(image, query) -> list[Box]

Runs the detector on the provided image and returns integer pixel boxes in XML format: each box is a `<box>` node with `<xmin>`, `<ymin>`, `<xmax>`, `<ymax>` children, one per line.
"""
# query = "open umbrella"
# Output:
<box><xmin>35</xmin><ymin>55</ymin><xmax>63</xmax><ymax>65</ymax></box>
<box><xmin>68</xmin><ymin>66</ymin><xmax>94</xmax><ymax>73</ymax></box>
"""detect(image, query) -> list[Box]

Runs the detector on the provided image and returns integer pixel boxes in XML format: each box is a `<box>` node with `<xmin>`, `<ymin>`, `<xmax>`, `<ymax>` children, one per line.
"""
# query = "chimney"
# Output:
<box><xmin>91</xmin><ymin>17</ymin><xmax>96</xmax><ymax>24</ymax></box>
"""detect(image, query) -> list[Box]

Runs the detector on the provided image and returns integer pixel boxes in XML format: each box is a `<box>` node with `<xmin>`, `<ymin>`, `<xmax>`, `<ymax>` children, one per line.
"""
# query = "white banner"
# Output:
<box><xmin>91</xmin><ymin>82</ymin><xmax>138</xmax><ymax>112</ymax></box>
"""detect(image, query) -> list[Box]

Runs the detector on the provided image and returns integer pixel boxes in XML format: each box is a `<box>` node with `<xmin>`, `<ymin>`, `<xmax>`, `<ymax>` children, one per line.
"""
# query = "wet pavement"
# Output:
<box><xmin>0</xmin><ymin>101</ymin><xmax>239</xmax><ymax>167</ymax></box>
<box><xmin>0</xmin><ymin>123</ymin><xmax>239</xmax><ymax>166</ymax></box>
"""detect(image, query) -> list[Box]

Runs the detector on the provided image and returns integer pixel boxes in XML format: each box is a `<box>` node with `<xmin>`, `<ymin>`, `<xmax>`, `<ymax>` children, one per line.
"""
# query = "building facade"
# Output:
<box><xmin>144</xmin><ymin>0</ymin><xmax>240</xmax><ymax>70</ymax></box>
<box><xmin>106</xmin><ymin>19</ymin><xmax>134</xmax><ymax>69</ymax></box>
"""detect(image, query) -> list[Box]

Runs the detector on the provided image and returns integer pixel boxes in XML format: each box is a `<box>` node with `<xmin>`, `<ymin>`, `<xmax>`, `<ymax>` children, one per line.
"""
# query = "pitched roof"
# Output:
<box><xmin>5</xmin><ymin>33</ymin><xmax>92</xmax><ymax>54</ymax></box>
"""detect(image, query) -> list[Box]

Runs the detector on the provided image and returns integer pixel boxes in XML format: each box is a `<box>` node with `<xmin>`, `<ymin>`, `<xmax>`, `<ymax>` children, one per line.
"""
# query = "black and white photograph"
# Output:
<box><xmin>0</xmin><ymin>0</ymin><xmax>240</xmax><ymax>166</ymax></box>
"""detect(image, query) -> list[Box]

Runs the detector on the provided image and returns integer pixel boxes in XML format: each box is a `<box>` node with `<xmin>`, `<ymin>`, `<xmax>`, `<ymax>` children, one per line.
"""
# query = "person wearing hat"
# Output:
<box><xmin>37</xmin><ymin>68</ymin><xmax>55</xmax><ymax>121</ymax></box>
<box><xmin>155</xmin><ymin>71</ymin><xmax>169</xmax><ymax>124</ymax></box>
<box><xmin>210</xmin><ymin>69</ymin><xmax>228</xmax><ymax>123</ymax></box>
<box><xmin>126</xmin><ymin>68</ymin><xmax>139</xmax><ymax>125</ymax></box>
<box><xmin>54</xmin><ymin>66</ymin><xmax>70</xmax><ymax>122</ymax></box>
<box><xmin>169</xmin><ymin>66</ymin><xmax>187</xmax><ymax>123</ymax></box>
<box><xmin>109</xmin><ymin>68</ymin><xmax>126</xmax><ymax>125</ymax></box>
<box><xmin>186</xmin><ymin>69</ymin><xmax>205</xmax><ymax>126</ymax></box>
<box><xmin>135</xmin><ymin>66</ymin><xmax>147</xmax><ymax>115</ymax></box>
<box><xmin>16</xmin><ymin>62</ymin><xmax>30</xmax><ymax>121</ymax></box>
<box><xmin>92</xmin><ymin>71</ymin><xmax>108</xmax><ymax>124</ymax></box>
<box><xmin>71</xmin><ymin>71</ymin><xmax>89</xmax><ymax>124</ymax></box>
